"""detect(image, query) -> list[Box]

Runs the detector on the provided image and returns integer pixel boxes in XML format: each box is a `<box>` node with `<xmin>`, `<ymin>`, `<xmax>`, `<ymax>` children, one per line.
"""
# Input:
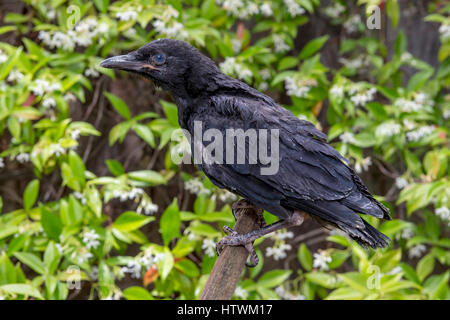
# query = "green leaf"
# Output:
<box><xmin>14</xmin><ymin>252</ymin><xmax>45</xmax><ymax>275</ymax></box>
<box><xmin>122</xmin><ymin>286</ymin><xmax>154</xmax><ymax>300</ymax></box>
<box><xmin>133</xmin><ymin>124</ymin><xmax>155</xmax><ymax>148</ymax></box>
<box><xmin>104</xmin><ymin>92</ymin><xmax>131</xmax><ymax>120</ymax></box>
<box><xmin>417</xmin><ymin>254</ymin><xmax>434</xmax><ymax>282</ymax></box>
<box><xmin>297</xmin><ymin>244</ymin><xmax>313</xmax><ymax>271</ymax></box>
<box><xmin>299</xmin><ymin>36</ymin><xmax>329</xmax><ymax>59</ymax></box>
<box><xmin>68</xmin><ymin>151</ymin><xmax>86</xmax><ymax>188</ymax></box>
<box><xmin>44</xmin><ymin>242</ymin><xmax>61</xmax><ymax>275</ymax></box>
<box><xmin>113</xmin><ymin>211</ymin><xmax>154</xmax><ymax>232</ymax></box>
<box><xmin>23</xmin><ymin>179</ymin><xmax>39</xmax><ymax>211</ymax></box>
<box><xmin>159</xmin><ymin>199</ymin><xmax>181</xmax><ymax>246</ymax></box>
<box><xmin>160</xmin><ymin>100</ymin><xmax>178</xmax><ymax>127</ymax></box>
<box><xmin>174</xmin><ymin>259</ymin><xmax>200</xmax><ymax>277</ymax></box>
<box><xmin>0</xmin><ymin>284</ymin><xmax>43</xmax><ymax>299</ymax></box>
<box><xmin>326</xmin><ymin>287</ymin><xmax>364</xmax><ymax>300</ymax></box>
<box><xmin>128</xmin><ymin>170</ymin><xmax>166</xmax><ymax>185</ymax></box>
<box><xmin>105</xmin><ymin>159</ymin><xmax>124</xmax><ymax>176</ymax></box>
<box><xmin>305</xmin><ymin>272</ymin><xmax>337</xmax><ymax>289</ymax></box>
<box><xmin>93</xmin><ymin>0</ymin><xmax>109</xmax><ymax>13</ymax></box>
<box><xmin>41</xmin><ymin>207</ymin><xmax>63</xmax><ymax>241</ymax></box>
<box><xmin>257</xmin><ymin>270</ymin><xmax>292</xmax><ymax>288</ymax></box>
<box><xmin>387</xmin><ymin>0</ymin><xmax>400</xmax><ymax>29</ymax></box>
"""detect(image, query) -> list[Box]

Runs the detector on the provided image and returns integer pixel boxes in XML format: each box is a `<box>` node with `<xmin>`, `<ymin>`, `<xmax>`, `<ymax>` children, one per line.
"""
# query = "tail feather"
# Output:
<box><xmin>286</xmin><ymin>198</ymin><xmax>391</xmax><ymax>249</ymax></box>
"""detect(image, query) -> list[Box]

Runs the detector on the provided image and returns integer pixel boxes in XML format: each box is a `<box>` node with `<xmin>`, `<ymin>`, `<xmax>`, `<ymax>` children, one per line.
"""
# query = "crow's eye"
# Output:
<box><xmin>154</xmin><ymin>53</ymin><xmax>166</xmax><ymax>65</ymax></box>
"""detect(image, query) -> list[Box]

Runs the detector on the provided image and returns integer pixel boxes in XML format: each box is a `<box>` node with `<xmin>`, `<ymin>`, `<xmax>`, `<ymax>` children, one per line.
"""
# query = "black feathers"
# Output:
<box><xmin>101</xmin><ymin>39</ymin><xmax>391</xmax><ymax>249</ymax></box>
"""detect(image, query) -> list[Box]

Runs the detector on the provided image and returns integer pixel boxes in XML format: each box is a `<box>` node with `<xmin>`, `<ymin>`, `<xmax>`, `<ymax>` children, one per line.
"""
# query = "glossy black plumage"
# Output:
<box><xmin>101</xmin><ymin>39</ymin><xmax>391</xmax><ymax>248</ymax></box>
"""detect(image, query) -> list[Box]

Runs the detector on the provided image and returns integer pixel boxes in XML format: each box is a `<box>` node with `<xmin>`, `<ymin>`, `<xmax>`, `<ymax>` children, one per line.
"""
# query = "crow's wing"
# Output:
<box><xmin>189</xmin><ymin>94</ymin><xmax>390</xmax><ymax>235</ymax></box>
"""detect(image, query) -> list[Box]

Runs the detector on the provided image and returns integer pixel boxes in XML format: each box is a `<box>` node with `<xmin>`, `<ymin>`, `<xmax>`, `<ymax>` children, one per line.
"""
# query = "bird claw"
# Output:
<box><xmin>215</xmin><ymin>227</ymin><xmax>259</xmax><ymax>267</ymax></box>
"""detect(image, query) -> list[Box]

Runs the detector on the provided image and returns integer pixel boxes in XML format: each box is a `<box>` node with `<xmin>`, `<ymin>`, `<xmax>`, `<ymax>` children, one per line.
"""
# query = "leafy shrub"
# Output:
<box><xmin>0</xmin><ymin>0</ymin><xmax>448</xmax><ymax>300</ymax></box>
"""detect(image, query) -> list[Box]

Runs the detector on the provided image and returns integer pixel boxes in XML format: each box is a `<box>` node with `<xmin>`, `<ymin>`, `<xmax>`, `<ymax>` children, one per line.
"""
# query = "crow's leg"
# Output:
<box><xmin>231</xmin><ymin>199</ymin><xmax>266</xmax><ymax>228</ymax></box>
<box><xmin>216</xmin><ymin>210</ymin><xmax>305</xmax><ymax>267</ymax></box>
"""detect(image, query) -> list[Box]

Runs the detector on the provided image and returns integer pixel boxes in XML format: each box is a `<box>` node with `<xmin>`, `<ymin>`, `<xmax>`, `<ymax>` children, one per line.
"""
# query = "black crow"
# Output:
<box><xmin>101</xmin><ymin>39</ymin><xmax>391</xmax><ymax>265</ymax></box>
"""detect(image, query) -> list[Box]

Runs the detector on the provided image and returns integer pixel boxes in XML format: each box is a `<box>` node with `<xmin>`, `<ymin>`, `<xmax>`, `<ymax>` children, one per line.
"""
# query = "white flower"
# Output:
<box><xmin>219</xmin><ymin>57</ymin><xmax>252</xmax><ymax>80</ymax></box>
<box><xmin>7</xmin><ymin>69</ymin><xmax>24</xmax><ymax>82</ymax></box>
<box><xmin>355</xmin><ymin>157</ymin><xmax>372</xmax><ymax>174</ymax></box>
<box><xmin>16</xmin><ymin>153</ymin><xmax>30</xmax><ymax>163</ymax></box>
<box><xmin>284</xmin><ymin>0</ymin><xmax>305</xmax><ymax>17</ymax></box>
<box><xmin>285</xmin><ymin>77</ymin><xmax>312</xmax><ymax>98</ymax></box>
<box><xmin>42</xmin><ymin>97</ymin><xmax>56</xmax><ymax>109</ymax></box>
<box><xmin>85</xmin><ymin>68</ymin><xmax>99</xmax><ymax>78</ymax></box>
<box><xmin>313</xmin><ymin>251</ymin><xmax>331</xmax><ymax>270</ymax></box>
<box><xmin>47</xmin><ymin>10</ymin><xmax>56</xmax><ymax>20</ymax></box>
<box><xmin>260</xmin><ymin>3</ymin><xmax>273</xmax><ymax>16</ymax></box>
<box><xmin>73</xmin><ymin>191</ymin><xmax>86</xmax><ymax>205</ymax></box>
<box><xmin>234</xmin><ymin>286</ymin><xmax>247</xmax><ymax>299</ymax></box>
<box><xmin>259</xmin><ymin>82</ymin><xmax>269</xmax><ymax>91</ymax></box>
<box><xmin>406</xmin><ymin>126</ymin><xmax>435</xmax><ymax>142</ymax></box>
<box><xmin>273</xmin><ymin>34</ymin><xmax>290</xmax><ymax>53</ymax></box>
<box><xmin>71</xmin><ymin>129</ymin><xmax>81</xmax><ymax>140</ymax></box>
<box><xmin>153</xmin><ymin>20</ymin><xmax>188</xmax><ymax>39</ymax></box>
<box><xmin>275</xmin><ymin>286</ymin><xmax>305</xmax><ymax>300</ymax></box>
<box><xmin>344</xmin><ymin>15</ymin><xmax>361</xmax><ymax>33</ymax></box>
<box><xmin>376</xmin><ymin>122</ymin><xmax>401</xmax><ymax>137</ymax></box>
<box><xmin>121</xmin><ymin>260</ymin><xmax>142</xmax><ymax>279</ymax></box>
<box><xmin>218</xmin><ymin>190</ymin><xmax>237</xmax><ymax>202</ymax></box>
<box><xmin>31</xmin><ymin>79</ymin><xmax>49</xmax><ymax>96</ymax></box>
<box><xmin>0</xmin><ymin>50</ymin><xmax>8</xmax><ymax>63</ymax></box>
<box><xmin>395</xmin><ymin>177</ymin><xmax>408</xmax><ymax>189</ymax></box>
<box><xmin>439</xmin><ymin>24</ymin><xmax>450</xmax><ymax>40</ymax></box>
<box><xmin>323</xmin><ymin>3</ymin><xmax>345</xmax><ymax>19</ymax></box>
<box><xmin>271</xmin><ymin>230</ymin><xmax>294</xmax><ymax>241</ymax></box>
<box><xmin>74</xmin><ymin>250</ymin><xmax>93</xmax><ymax>264</ymax></box>
<box><xmin>82</xmin><ymin>229</ymin><xmax>101</xmax><ymax>250</ymax></box>
<box><xmin>259</xmin><ymin>69</ymin><xmax>271</xmax><ymax>81</ymax></box>
<box><xmin>98</xmin><ymin>22</ymin><xmax>109</xmax><ymax>33</ymax></box>
<box><xmin>185</xmin><ymin>178</ymin><xmax>211</xmax><ymax>196</ymax></box>
<box><xmin>116</xmin><ymin>10</ymin><xmax>138</xmax><ymax>21</ymax></box>
<box><xmin>408</xmin><ymin>244</ymin><xmax>426</xmax><ymax>259</ymax></box>
<box><xmin>401</xmin><ymin>228</ymin><xmax>414</xmax><ymax>240</ymax></box>
<box><xmin>0</xmin><ymin>158</ymin><xmax>4</xmax><ymax>169</ymax></box>
<box><xmin>435</xmin><ymin>207</ymin><xmax>449</xmax><ymax>222</ymax></box>
<box><xmin>49</xmin><ymin>143</ymin><xmax>65</xmax><ymax>157</ymax></box>
<box><xmin>202</xmin><ymin>238</ymin><xmax>216</xmax><ymax>257</ymax></box>
<box><xmin>350</xmin><ymin>88</ymin><xmax>376</xmax><ymax>106</ymax></box>
<box><xmin>137</xmin><ymin>199</ymin><xmax>159</xmax><ymax>215</ymax></box>
<box><xmin>330</xmin><ymin>85</ymin><xmax>344</xmax><ymax>98</ymax></box>
<box><xmin>395</xmin><ymin>98</ymin><xmax>422</xmax><ymax>113</ymax></box>
<box><xmin>231</xmin><ymin>39</ymin><xmax>242</xmax><ymax>53</ymax></box>
<box><xmin>339</xmin><ymin>132</ymin><xmax>355</xmax><ymax>144</ymax></box>
<box><xmin>266</xmin><ymin>243</ymin><xmax>292</xmax><ymax>260</ymax></box>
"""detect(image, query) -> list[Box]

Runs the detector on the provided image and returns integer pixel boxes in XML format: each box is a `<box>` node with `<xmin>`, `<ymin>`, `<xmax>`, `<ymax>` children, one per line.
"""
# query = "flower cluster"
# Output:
<box><xmin>376</xmin><ymin>122</ymin><xmax>402</xmax><ymax>138</ymax></box>
<box><xmin>313</xmin><ymin>250</ymin><xmax>331</xmax><ymax>270</ymax></box>
<box><xmin>219</xmin><ymin>57</ymin><xmax>253</xmax><ymax>80</ymax></box>
<box><xmin>184</xmin><ymin>178</ymin><xmax>211</xmax><ymax>196</ymax></box>
<box><xmin>275</xmin><ymin>285</ymin><xmax>305</xmax><ymax>300</ymax></box>
<box><xmin>202</xmin><ymin>238</ymin><xmax>216</xmax><ymax>257</ymax></box>
<box><xmin>38</xmin><ymin>17</ymin><xmax>108</xmax><ymax>52</ymax></box>
<box><xmin>284</xmin><ymin>77</ymin><xmax>317</xmax><ymax>98</ymax></box>
<box><xmin>406</xmin><ymin>125</ymin><xmax>435</xmax><ymax>142</ymax></box>
<box><xmin>82</xmin><ymin>229</ymin><xmax>101</xmax><ymax>250</ymax></box>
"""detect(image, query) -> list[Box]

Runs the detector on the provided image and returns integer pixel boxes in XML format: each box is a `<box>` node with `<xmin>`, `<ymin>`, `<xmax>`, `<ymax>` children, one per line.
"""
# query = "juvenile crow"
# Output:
<box><xmin>101</xmin><ymin>39</ymin><xmax>390</xmax><ymax>265</ymax></box>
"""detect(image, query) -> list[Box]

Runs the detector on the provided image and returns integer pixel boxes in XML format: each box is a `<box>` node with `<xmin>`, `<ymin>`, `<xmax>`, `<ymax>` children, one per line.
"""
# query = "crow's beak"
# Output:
<box><xmin>100</xmin><ymin>54</ymin><xmax>143</xmax><ymax>71</ymax></box>
<box><xmin>100</xmin><ymin>53</ymin><xmax>160</xmax><ymax>73</ymax></box>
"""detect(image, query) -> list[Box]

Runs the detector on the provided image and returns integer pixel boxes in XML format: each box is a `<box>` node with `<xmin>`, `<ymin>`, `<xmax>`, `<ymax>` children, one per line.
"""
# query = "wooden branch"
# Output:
<box><xmin>200</xmin><ymin>203</ymin><xmax>261</xmax><ymax>300</ymax></box>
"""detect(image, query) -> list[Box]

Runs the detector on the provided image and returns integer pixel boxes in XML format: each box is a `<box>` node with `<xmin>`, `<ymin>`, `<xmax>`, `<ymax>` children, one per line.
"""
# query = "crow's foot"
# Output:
<box><xmin>216</xmin><ymin>226</ymin><xmax>259</xmax><ymax>267</ymax></box>
<box><xmin>216</xmin><ymin>210</ymin><xmax>306</xmax><ymax>267</ymax></box>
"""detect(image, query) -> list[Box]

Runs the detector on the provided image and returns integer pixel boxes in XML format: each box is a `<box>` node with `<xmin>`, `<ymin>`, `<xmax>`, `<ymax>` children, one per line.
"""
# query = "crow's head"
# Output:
<box><xmin>100</xmin><ymin>38</ymin><xmax>220</xmax><ymax>97</ymax></box>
